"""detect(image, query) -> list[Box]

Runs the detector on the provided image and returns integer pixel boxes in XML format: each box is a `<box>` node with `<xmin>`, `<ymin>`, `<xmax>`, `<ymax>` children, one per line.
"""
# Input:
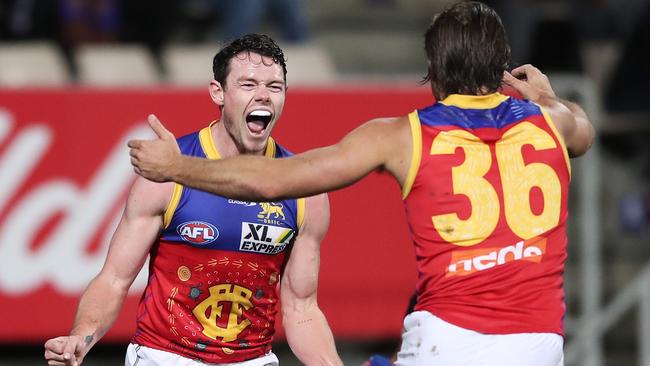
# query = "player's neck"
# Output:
<box><xmin>211</xmin><ymin>121</ymin><xmax>267</xmax><ymax>158</ymax></box>
<box><xmin>438</xmin><ymin>86</ymin><xmax>494</xmax><ymax>101</ymax></box>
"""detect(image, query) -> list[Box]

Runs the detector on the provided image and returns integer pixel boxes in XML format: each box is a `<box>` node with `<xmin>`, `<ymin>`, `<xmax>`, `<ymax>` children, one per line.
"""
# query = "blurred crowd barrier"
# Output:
<box><xmin>0</xmin><ymin>41</ymin><xmax>337</xmax><ymax>87</ymax></box>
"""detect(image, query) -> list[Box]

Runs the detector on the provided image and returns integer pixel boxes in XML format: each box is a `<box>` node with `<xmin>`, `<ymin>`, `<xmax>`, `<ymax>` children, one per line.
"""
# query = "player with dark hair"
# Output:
<box><xmin>130</xmin><ymin>3</ymin><xmax>595</xmax><ymax>365</ymax></box>
<box><xmin>45</xmin><ymin>34</ymin><xmax>342</xmax><ymax>366</ymax></box>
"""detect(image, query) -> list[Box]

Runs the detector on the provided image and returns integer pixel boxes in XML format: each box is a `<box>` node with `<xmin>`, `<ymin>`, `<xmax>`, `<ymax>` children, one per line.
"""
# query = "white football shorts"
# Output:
<box><xmin>395</xmin><ymin>311</ymin><xmax>564</xmax><ymax>366</ymax></box>
<box><xmin>125</xmin><ymin>343</ymin><xmax>279</xmax><ymax>366</ymax></box>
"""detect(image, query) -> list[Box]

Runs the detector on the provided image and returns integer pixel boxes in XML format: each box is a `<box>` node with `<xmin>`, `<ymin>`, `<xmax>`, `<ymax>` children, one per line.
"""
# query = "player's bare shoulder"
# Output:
<box><xmin>362</xmin><ymin>115</ymin><xmax>413</xmax><ymax>184</ymax></box>
<box><xmin>126</xmin><ymin>176</ymin><xmax>177</xmax><ymax>217</ymax></box>
<box><xmin>343</xmin><ymin>116</ymin><xmax>409</xmax><ymax>153</ymax></box>
<box><xmin>364</xmin><ymin>115</ymin><xmax>409</xmax><ymax>127</ymax></box>
<box><xmin>362</xmin><ymin>115</ymin><xmax>411</xmax><ymax>143</ymax></box>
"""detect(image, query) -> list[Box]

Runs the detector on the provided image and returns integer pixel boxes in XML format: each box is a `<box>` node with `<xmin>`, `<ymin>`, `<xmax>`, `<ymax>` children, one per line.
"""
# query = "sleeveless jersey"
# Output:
<box><xmin>402</xmin><ymin>93</ymin><xmax>571</xmax><ymax>335</ymax></box>
<box><xmin>133</xmin><ymin>122</ymin><xmax>305</xmax><ymax>363</ymax></box>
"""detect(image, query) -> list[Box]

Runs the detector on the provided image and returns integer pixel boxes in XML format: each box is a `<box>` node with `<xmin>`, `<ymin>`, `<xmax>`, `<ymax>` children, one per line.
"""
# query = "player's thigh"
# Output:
<box><xmin>485</xmin><ymin>332</ymin><xmax>564</xmax><ymax>366</ymax></box>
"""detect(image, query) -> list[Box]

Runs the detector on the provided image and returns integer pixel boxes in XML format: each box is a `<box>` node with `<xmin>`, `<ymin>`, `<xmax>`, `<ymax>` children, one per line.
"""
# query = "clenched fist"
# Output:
<box><xmin>44</xmin><ymin>334</ymin><xmax>93</xmax><ymax>366</ymax></box>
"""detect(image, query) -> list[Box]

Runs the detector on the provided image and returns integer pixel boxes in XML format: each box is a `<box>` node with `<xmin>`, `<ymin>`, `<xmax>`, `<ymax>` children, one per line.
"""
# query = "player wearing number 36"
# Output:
<box><xmin>129</xmin><ymin>2</ymin><xmax>594</xmax><ymax>366</ymax></box>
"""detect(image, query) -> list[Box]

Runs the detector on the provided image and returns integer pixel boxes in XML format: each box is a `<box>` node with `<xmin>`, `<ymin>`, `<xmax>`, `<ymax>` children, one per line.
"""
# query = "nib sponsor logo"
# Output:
<box><xmin>178</xmin><ymin>221</ymin><xmax>219</xmax><ymax>245</ymax></box>
<box><xmin>446</xmin><ymin>238</ymin><xmax>547</xmax><ymax>277</ymax></box>
<box><xmin>239</xmin><ymin>222</ymin><xmax>294</xmax><ymax>255</ymax></box>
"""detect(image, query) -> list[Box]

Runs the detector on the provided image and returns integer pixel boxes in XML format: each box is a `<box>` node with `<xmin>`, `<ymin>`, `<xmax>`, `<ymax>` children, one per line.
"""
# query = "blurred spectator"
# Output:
<box><xmin>185</xmin><ymin>0</ymin><xmax>311</xmax><ymax>43</ymax></box>
<box><xmin>486</xmin><ymin>0</ymin><xmax>649</xmax><ymax>112</ymax></box>
<box><xmin>483</xmin><ymin>0</ymin><xmax>582</xmax><ymax>72</ymax></box>
<box><xmin>120</xmin><ymin>0</ymin><xmax>177</xmax><ymax>55</ymax></box>
<box><xmin>576</xmin><ymin>0</ymin><xmax>648</xmax><ymax>41</ymax></box>
<box><xmin>59</xmin><ymin>0</ymin><xmax>119</xmax><ymax>46</ymax></box>
<box><xmin>603</xmin><ymin>2</ymin><xmax>650</xmax><ymax>112</ymax></box>
<box><xmin>619</xmin><ymin>192</ymin><xmax>650</xmax><ymax>234</ymax></box>
<box><xmin>482</xmin><ymin>0</ymin><xmax>536</xmax><ymax>66</ymax></box>
<box><xmin>0</xmin><ymin>0</ymin><xmax>58</xmax><ymax>39</ymax></box>
<box><xmin>221</xmin><ymin>0</ymin><xmax>310</xmax><ymax>42</ymax></box>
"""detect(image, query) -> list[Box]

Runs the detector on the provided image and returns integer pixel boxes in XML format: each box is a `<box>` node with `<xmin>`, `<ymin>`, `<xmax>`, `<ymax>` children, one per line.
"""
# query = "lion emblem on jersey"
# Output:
<box><xmin>258</xmin><ymin>202</ymin><xmax>285</xmax><ymax>220</ymax></box>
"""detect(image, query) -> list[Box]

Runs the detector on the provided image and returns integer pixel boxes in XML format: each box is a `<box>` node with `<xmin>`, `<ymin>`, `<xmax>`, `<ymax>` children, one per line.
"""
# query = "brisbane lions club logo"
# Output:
<box><xmin>257</xmin><ymin>202</ymin><xmax>285</xmax><ymax>220</ymax></box>
<box><xmin>177</xmin><ymin>221</ymin><xmax>219</xmax><ymax>245</ymax></box>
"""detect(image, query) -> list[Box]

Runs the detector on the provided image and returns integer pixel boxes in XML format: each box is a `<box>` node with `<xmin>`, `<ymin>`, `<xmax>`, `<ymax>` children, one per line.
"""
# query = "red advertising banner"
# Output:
<box><xmin>0</xmin><ymin>87</ymin><xmax>433</xmax><ymax>343</ymax></box>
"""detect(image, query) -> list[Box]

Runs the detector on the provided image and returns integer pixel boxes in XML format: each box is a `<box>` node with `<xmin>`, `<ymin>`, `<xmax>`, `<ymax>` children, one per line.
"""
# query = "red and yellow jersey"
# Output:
<box><xmin>133</xmin><ymin>122</ymin><xmax>305</xmax><ymax>363</ymax></box>
<box><xmin>403</xmin><ymin>93</ymin><xmax>571</xmax><ymax>335</ymax></box>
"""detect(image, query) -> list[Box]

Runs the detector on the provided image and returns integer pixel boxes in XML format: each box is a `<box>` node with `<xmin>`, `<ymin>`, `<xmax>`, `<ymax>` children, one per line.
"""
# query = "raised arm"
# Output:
<box><xmin>129</xmin><ymin>114</ymin><xmax>411</xmax><ymax>201</ymax></box>
<box><xmin>503</xmin><ymin>64</ymin><xmax>595</xmax><ymax>157</ymax></box>
<box><xmin>44</xmin><ymin>177</ymin><xmax>172</xmax><ymax>366</ymax></box>
<box><xmin>281</xmin><ymin>193</ymin><xmax>342</xmax><ymax>366</ymax></box>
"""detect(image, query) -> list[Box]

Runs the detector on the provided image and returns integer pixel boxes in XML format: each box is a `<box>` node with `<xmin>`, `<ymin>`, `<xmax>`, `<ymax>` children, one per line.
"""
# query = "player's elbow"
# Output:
<box><xmin>586</xmin><ymin>120</ymin><xmax>596</xmax><ymax>146</ymax></box>
<box><xmin>251</xmin><ymin>179</ymin><xmax>286</xmax><ymax>201</ymax></box>
<box><xmin>568</xmin><ymin>117</ymin><xmax>596</xmax><ymax>158</ymax></box>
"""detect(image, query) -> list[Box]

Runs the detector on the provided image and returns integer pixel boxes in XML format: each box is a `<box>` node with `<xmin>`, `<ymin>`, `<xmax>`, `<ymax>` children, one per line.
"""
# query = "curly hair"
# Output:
<box><xmin>212</xmin><ymin>34</ymin><xmax>287</xmax><ymax>88</ymax></box>
<box><xmin>423</xmin><ymin>1</ymin><xmax>511</xmax><ymax>99</ymax></box>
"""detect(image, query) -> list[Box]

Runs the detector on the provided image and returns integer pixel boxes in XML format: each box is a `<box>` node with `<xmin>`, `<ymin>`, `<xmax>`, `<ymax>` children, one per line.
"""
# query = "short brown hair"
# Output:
<box><xmin>213</xmin><ymin>34</ymin><xmax>287</xmax><ymax>88</ymax></box>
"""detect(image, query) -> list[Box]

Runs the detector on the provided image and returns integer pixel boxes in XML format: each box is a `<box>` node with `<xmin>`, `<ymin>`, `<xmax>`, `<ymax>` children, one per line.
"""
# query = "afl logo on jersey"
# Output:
<box><xmin>177</xmin><ymin>221</ymin><xmax>219</xmax><ymax>245</ymax></box>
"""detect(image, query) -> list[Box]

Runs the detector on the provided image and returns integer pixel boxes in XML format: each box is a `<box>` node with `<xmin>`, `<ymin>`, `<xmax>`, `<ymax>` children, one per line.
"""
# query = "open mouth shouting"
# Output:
<box><xmin>246</xmin><ymin>109</ymin><xmax>273</xmax><ymax>136</ymax></box>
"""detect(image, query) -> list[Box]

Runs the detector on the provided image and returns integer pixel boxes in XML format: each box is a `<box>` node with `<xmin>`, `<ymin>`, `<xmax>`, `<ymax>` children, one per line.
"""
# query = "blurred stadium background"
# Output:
<box><xmin>0</xmin><ymin>0</ymin><xmax>648</xmax><ymax>365</ymax></box>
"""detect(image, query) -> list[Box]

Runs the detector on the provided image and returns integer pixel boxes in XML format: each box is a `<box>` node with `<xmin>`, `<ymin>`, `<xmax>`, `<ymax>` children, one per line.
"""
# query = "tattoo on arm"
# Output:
<box><xmin>84</xmin><ymin>335</ymin><xmax>94</xmax><ymax>346</ymax></box>
<box><xmin>297</xmin><ymin>318</ymin><xmax>313</xmax><ymax>325</ymax></box>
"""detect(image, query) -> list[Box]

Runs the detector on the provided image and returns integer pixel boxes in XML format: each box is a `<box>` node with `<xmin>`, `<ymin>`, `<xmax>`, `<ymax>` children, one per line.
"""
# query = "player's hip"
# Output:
<box><xmin>125</xmin><ymin>343</ymin><xmax>279</xmax><ymax>366</ymax></box>
<box><xmin>396</xmin><ymin>311</ymin><xmax>563</xmax><ymax>366</ymax></box>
